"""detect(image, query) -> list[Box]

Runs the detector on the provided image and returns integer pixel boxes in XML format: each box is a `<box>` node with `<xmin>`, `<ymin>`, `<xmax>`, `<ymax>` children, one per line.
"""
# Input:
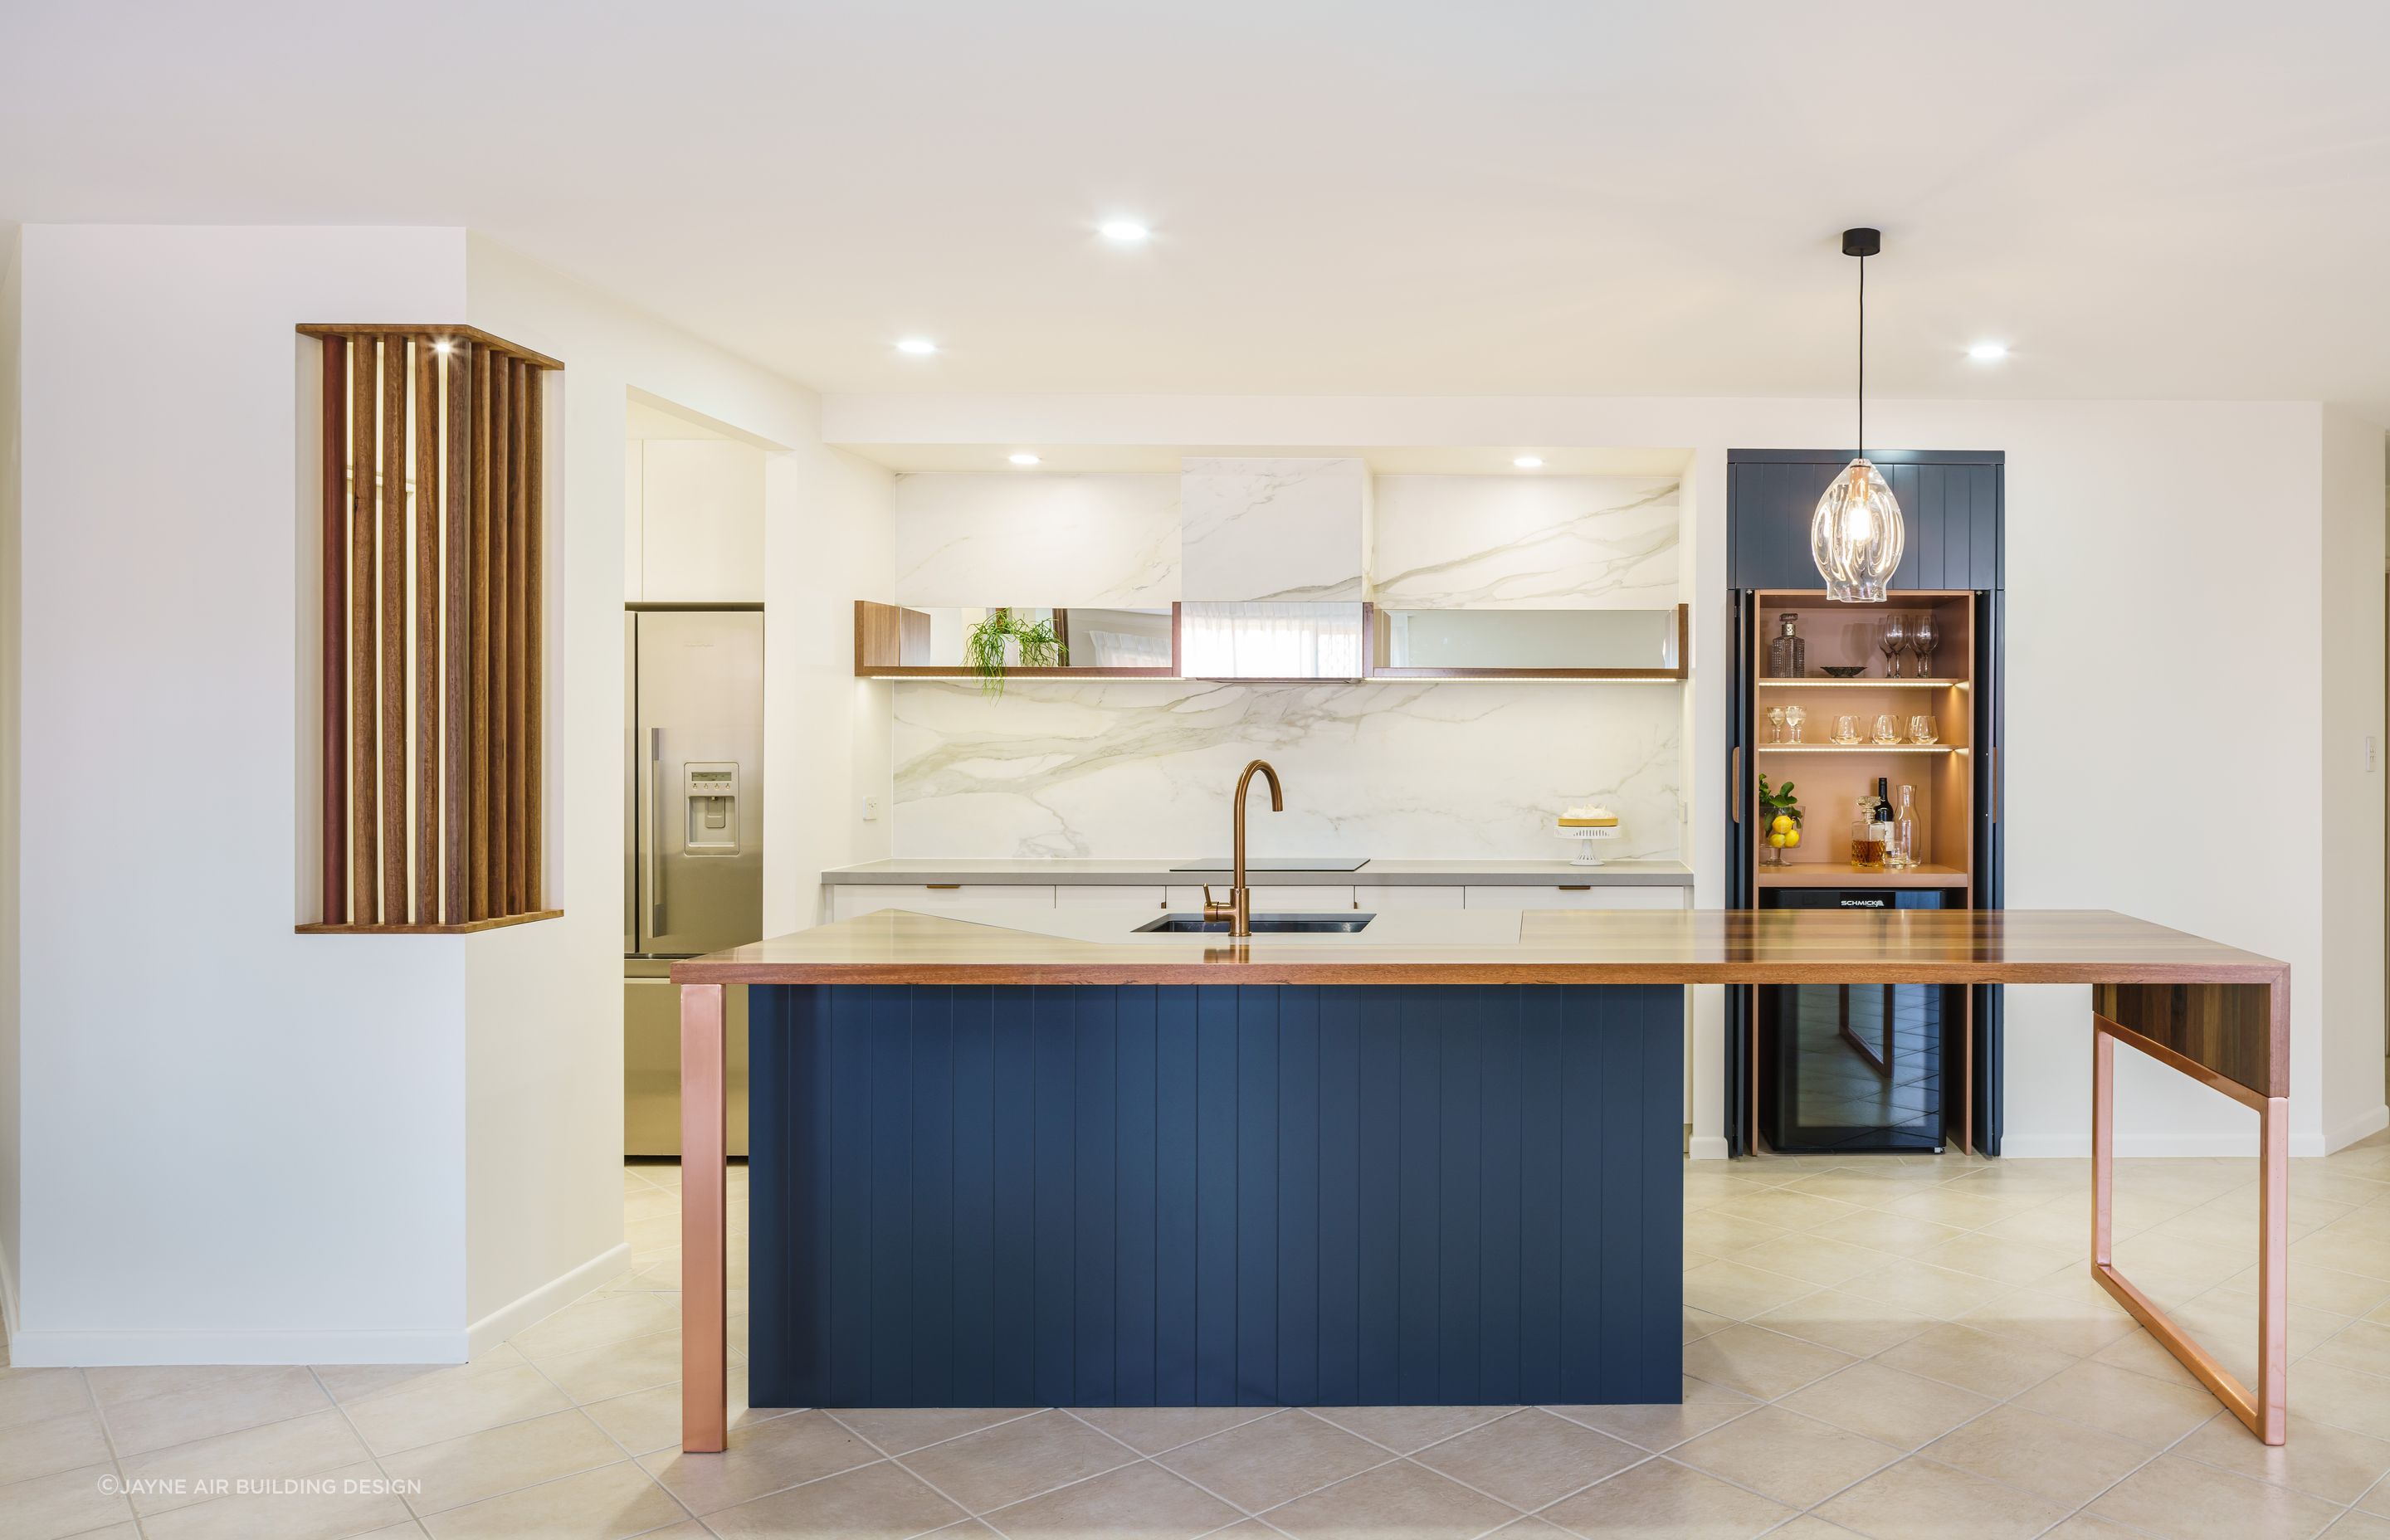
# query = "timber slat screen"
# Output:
<box><xmin>300</xmin><ymin>325</ymin><xmax>563</xmax><ymax>933</ymax></box>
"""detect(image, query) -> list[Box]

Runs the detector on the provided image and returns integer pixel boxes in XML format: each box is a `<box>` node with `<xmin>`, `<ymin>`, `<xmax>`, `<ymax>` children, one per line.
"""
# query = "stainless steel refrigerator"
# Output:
<box><xmin>625</xmin><ymin>608</ymin><xmax>763</xmax><ymax>1157</ymax></box>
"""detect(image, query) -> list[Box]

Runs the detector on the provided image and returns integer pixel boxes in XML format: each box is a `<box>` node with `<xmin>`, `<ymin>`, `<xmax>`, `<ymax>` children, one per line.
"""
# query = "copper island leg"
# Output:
<box><xmin>680</xmin><ymin>982</ymin><xmax>728</xmax><ymax>1453</ymax></box>
<box><xmin>2088</xmin><ymin>1009</ymin><xmax>2288</xmax><ymax>1445</ymax></box>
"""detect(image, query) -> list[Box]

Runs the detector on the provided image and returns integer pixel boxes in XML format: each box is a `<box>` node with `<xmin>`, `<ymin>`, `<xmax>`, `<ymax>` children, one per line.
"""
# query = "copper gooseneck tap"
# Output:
<box><xmin>1202</xmin><ymin>759</ymin><xmax>1284</xmax><ymax>938</ymax></box>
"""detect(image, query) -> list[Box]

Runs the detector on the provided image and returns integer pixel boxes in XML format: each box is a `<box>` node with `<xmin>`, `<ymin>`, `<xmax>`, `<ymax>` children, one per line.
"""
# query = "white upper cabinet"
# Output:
<box><xmin>630</xmin><ymin>439</ymin><xmax>764</xmax><ymax>602</ymax></box>
<box><xmin>1180</xmin><ymin>457</ymin><xmax>1370</xmax><ymax>602</ymax></box>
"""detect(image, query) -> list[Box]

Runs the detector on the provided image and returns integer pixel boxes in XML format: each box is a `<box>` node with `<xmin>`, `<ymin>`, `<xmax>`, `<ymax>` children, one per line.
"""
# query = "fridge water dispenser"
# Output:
<box><xmin>682</xmin><ymin>763</ymin><xmax>741</xmax><ymax>854</ymax></box>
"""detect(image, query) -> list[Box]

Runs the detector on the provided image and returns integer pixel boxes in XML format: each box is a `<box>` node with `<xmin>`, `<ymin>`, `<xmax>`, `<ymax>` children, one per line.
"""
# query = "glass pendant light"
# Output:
<box><xmin>1811</xmin><ymin>227</ymin><xmax>1904</xmax><ymax>602</ymax></box>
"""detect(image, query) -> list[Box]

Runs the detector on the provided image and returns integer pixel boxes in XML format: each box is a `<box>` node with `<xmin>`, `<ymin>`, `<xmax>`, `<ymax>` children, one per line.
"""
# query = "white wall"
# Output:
<box><xmin>2320</xmin><ymin>407</ymin><xmax>2389</xmax><ymax>1150</ymax></box>
<box><xmin>826</xmin><ymin>391</ymin><xmax>2388</xmax><ymax>1160</ymax></box>
<box><xmin>462</xmin><ymin>236</ymin><xmax>895</xmax><ymax>1336</ymax></box>
<box><xmin>0</xmin><ymin>227</ymin><xmax>22</xmax><ymax>1333</ymax></box>
<box><xmin>12</xmin><ymin>227</ymin><xmax>475</xmax><ymax>1363</ymax></box>
<box><xmin>628</xmin><ymin>439</ymin><xmax>766</xmax><ymax>603</ymax></box>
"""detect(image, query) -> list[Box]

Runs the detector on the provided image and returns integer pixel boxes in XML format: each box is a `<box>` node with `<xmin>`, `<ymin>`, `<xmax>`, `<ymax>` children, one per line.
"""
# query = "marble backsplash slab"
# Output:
<box><xmin>892</xmin><ymin>678</ymin><xmax>1681</xmax><ymax>860</ymax></box>
<box><xmin>1179</xmin><ymin>456</ymin><xmax>1369</xmax><ymax>602</ymax></box>
<box><xmin>895</xmin><ymin>472</ymin><xmax>1179</xmax><ymax>607</ymax></box>
<box><xmin>1371</xmin><ymin>475</ymin><xmax>1680</xmax><ymax>608</ymax></box>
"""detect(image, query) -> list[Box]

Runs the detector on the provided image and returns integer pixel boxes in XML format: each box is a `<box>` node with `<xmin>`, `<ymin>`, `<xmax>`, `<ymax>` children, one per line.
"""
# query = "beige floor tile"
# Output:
<box><xmin>904</xmin><ymin>1409</ymin><xmax>1140</xmax><ymax>1513</ymax></box>
<box><xmin>1682</xmin><ymin>1260</ymin><xmax>1820</xmax><ymax>1319</ymax></box>
<box><xmin>380</xmin><ymin>1407</ymin><xmax>625</xmax><ymax>1515</ymax></box>
<box><xmin>2364</xmin><ymin>1469</ymin><xmax>2390</xmax><ymax>1517</ymax></box>
<box><xmin>1681</xmin><ymin>1211</ymin><xmax>1784</xmax><ymax>1260</ymax></box>
<box><xmin>2090</xmin><ymin>1324</ymin><xmax>2209</xmax><ymax>1390</ymax></box>
<box><xmin>1059</xmin><ymin>1406</ymin><xmax>1269</xmax><ymax>1456</ymax></box>
<box><xmin>2311</xmin><ymin>1320</ymin><xmax>2390</xmax><ymax>1380</ymax></box>
<box><xmin>637</xmin><ymin>1410</ymin><xmax>880</xmax><ymax>1516</ymax></box>
<box><xmin>828</xmin><ymin>1408</ymin><xmax>1040</xmax><ymax>1458</ymax></box>
<box><xmin>0</xmin><ymin>1369</ymin><xmax>92</xmax><ymax>1432</ymax></box>
<box><xmin>580</xmin><ymin>1367</ymin><xmax>782</xmax><ymax>1457</ymax></box>
<box><xmin>1153</xmin><ymin>1411</ymin><xmax>1382</xmax><ymax>1513</ymax></box>
<box><xmin>2231</xmin><ymin>1263</ymin><xmax>2390</xmax><ymax>1319</ymax></box>
<box><xmin>2322</xmin><ymin>1510</ymin><xmax>2390</xmax><ymax>1539</ymax></box>
<box><xmin>531</xmin><ymin>1329</ymin><xmax>691</xmax><ymax>1405</ymax></box>
<box><xmin>1764</xmin><ymin>1520</ymin><xmax>1870</xmax><ymax>1540</ymax></box>
<box><xmin>1954</xmin><ymin>1284</ymin><xmax>2137</xmax><ymax>1357</ymax></box>
<box><xmin>1879</xmin><ymin>1187</ymin><xmax>2054</xmax><ymax>1231</ymax></box>
<box><xmin>506</xmin><ymin>1293</ymin><xmax>684</xmax><ymax>1362</ymax></box>
<box><xmin>1681</xmin><ymin>1324</ymin><xmax>1856</xmax><ymax>1400</ymax></box>
<box><xmin>1836</xmin><ymin>1258</ymin><xmax>2014</xmax><ymax>1320</ymax></box>
<box><xmin>702</xmin><ymin>1458</ymin><xmax>968</xmax><ymax>1539</ymax></box>
<box><xmin>2114</xmin><ymin>1230</ymin><xmax>2274</xmax><ymax>1291</ymax></box>
<box><xmin>1538</xmin><ymin>1456</ymin><xmax>1792</xmax><ymax>1540</ymax></box>
<box><xmin>1683</xmin><ymin>1307</ymin><xmax>1735</xmax><ymax>1343</ymax></box>
<box><xmin>1256</xmin><ymin>1458</ymin><xmax>1516</xmax><ymax>1540</ymax></box>
<box><xmin>1974</xmin><ymin>1201</ymin><xmax>2103</xmax><ymax>1252</ymax></box>
<box><xmin>1707</xmin><ymin>1187</ymin><xmax>1866</xmax><ymax>1233</ymax></box>
<box><xmin>0</xmin><ymin>1461</ymin><xmax>137</xmax><ymax>1540</ymax></box>
<box><xmin>1671</xmin><ymin>1405</ymin><xmax>1899</xmax><ymax>1508</ymax></box>
<box><xmin>0</xmin><ymin>1409</ymin><xmax>113</xmax><ymax>1482</ymax></box>
<box><xmin>2295</xmin><ymin>1228</ymin><xmax>2390</xmax><ymax>1283</ymax></box>
<box><xmin>310</xmin><ymin>1348</ymin><xmax>530</xmax><ymax>1408</ymax></box>
<box><xmin>341</xmin><ymin>1362</ymin><xmax>574</xmax><ymax>1457</ymax></box>
<box><xmin>1485</xmin><ymin>1520</ymin><xmax>1574</xmax><ymax>1538</ymax></box>
<box><xmin>1543</xmin><ymin>1378</ymin><xmax>1758</xmax><ymax>1454</ymax></box>
<box><xmin>2173</xmin><ymin>1410</ymin><xmax>2390</xmax><ymax>1505</ymax></box>
<box><xmin>87</xmin><ymin>1364</ymin><xmax>295</xmax><ymax>1406</ymax></box>
<box><xmin>980</xmin><ymin>1460</ymin><xmax>1241</xmax><ymax>1538</ymax></box>
<box><xmin>1305</xmin><ymin>1405</ymin><xmax>1515</xmax><ymax>1455</ymax></box>
<box><xmin>2159</xmin><ymin>1291</ymin><xmax>2348</xmax><ymax>1386</ymax></box>
<box><xmin>417</xmin><ymin>1460</ymin><xmax>689</xmax><ymax>1540</ymax></box>
<box><xmin>98</xmin><ymin>1367</ymin><xmax>333</xmax><ymax>1457</ymax></box>
<box><xmin>1809</xmin><ymin>1209</ymin><xmax>1970</xmax><ymax>1260</ymax></box>
<box><xmin>1778</xmin><ymin>1362</ymin><xmax>1994</xmax><ymax>1450</ymax></box>
<box><xmin>1918</xmin><ymin>1231</ymin><xmax>2080</xmax><ymax>1285</ymax></box>
<box><xmin>1725</xmin><ymin>1232</ymin><xmax>1890</xmax><ymax>1288</ymax></box>
<box><xmin>1408</xmin><ymin>1408</ymin><xmax>1639</xmax><ymax>1508</ymax></box>
<box><xmin>1779</xmin><ymin>1168</ymin><xmax>1961</xmax><ymax>1206</ymax></box>
<box><xmin>140</xmin><ymin>1458</ymin><xmax>415</xmax><ymax>1540</ymax></box>
<box><xmin>2012</xmin><ymin>1358</ymin><xmax>2226</xmax><ymax>1447</ymax></box>
<box><xmin>1813</xmin><ymin>1455</ymin><xmax>2066</xmax><ymax>1540</ymax></box>
<box><xmin>1749</xmin><ymin>1288</ymin><xmax>1936</xmax><ymax>1357</ymax></box>
<box><xmin>119</xmin><ymin>1407</ymin><xmax>373</xmax><ymax>1515</ymax></box>
<box><xmin>1919</xmin><ymin>1402</ymin><xmax>2153</xmax><ymax>1507</ymax></box>
<box><xmin>1873</xmin><ymin>1323</ymin><xmax>2077</xmax><ymax>1398</ymax></box>
<box><xmin>2090</xmin><ymin>1453</ymin><xmax>2342</xmax><ymax>1540</ymax></box>
<box><xmin>2041</xmin><ymin>1516</ymin><xmax>2158</xmax><ymax>1540</ymax></box>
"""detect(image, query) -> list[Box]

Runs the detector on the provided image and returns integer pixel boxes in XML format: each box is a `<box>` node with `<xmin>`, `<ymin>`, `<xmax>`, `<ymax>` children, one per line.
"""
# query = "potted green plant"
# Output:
<box><xmin>963</xmin><ymin>607</ymin><xmax>1066</xmax><ymax>698</ymax></box>
<box><xmin>1757</xmin><ymin>773</ymin><xmax>1803</xmax><ymax>866</ymax></box>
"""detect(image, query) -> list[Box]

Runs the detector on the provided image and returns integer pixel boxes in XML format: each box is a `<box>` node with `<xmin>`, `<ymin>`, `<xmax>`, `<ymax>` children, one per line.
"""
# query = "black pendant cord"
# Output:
<box><xmin>1856</xmin><ymin>252</ymin><xmax>1866</xmax><ymax>461</ymax></box>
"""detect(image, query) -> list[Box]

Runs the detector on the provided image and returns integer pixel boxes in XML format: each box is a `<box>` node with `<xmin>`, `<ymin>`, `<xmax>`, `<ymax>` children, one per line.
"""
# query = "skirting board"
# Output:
<box><xmin>9</xmin><ymin>1327</ymin><xmax>472</xmax><ymax>1367</ymax></box>
<box><xmin>468</xmin><ymin>1241</ymin><xmax>634</xmax><ymax>1360</ymax></box>
<box><xmin>1688</xmin><ymin>1135</ymin><xmax>1731</xmax><ymax>1161</ymax></box>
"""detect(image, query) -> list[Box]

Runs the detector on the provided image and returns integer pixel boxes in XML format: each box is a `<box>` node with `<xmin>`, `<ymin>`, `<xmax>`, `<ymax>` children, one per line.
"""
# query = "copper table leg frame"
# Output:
<box><xmin>2090</xmin><ymin>1012</ymin><xmax>2288</xmax><ymax>1445</ymax></box>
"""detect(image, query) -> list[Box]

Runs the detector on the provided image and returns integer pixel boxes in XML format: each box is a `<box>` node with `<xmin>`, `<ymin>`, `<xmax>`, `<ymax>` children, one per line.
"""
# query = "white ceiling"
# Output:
<box><xmin>6</xmin><ymin>2</ymin><xmax>2389</xmax><ymax>414</ymax></box>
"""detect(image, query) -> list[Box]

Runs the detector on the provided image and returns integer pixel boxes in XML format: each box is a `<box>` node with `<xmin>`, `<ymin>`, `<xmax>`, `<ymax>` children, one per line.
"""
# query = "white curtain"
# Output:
<box><xmin>1180</xmin><ymin>602</ymin><xmax>1365</xmax><ymax>678</ymax></box>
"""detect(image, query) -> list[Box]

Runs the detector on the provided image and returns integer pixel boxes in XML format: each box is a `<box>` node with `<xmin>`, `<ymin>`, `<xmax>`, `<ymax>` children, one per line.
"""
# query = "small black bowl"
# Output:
<box><xmin>1818</xmin><ymin>665</ymin><xmax>1867</xmax><ymax>678</ymax></box>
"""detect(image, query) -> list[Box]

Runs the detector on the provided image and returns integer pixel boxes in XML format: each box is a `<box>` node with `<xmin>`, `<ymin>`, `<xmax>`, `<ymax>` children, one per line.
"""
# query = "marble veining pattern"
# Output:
<box><xmin>892</xmin><ymin>678</ymin><xmax>1680</xmax><ymax>860</ymax></box>
<box><xmin>1372</xmin><ymin>475</ymin><xmax>1680</xmax><ymax>608</ymax></box>
<box><xmin>1178</xmin><ymin>456</ymin><xmax>1368</xmax><ymax>602</ymax></box>
<box><xmin>895</xmin><ymin>472</ymin><xmax>1179</xmax><ymax>607</ymax></box>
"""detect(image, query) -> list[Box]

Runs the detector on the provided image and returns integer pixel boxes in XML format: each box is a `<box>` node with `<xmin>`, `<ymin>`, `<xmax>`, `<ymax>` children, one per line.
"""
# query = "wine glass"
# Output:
<box><xmin>1875</xmin><ymin>612</ymin><xmax>1909</xmax><ymax>679</ymax></box>
<box><xmin>1783</xmin><ymin>704</ymin><xmax>1806</xmax><ymax>743</ymax></box>
<box><xmin>1766</xmin><ymin>705</ymin><xmax>1786</xmax><ymax>744</ymax></box>
<box><xmin>1909</xmin><ymin>613</ymin><xmax>1939</xmax><ymax>678</ymax></box>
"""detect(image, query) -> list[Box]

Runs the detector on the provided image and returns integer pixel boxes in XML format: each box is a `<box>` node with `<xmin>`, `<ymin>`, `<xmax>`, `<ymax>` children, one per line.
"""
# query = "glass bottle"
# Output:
<box><xmin>1768</xmin><ymin>612</ymin><xmax>1807</xmax><ymax>679</ymax></box>
<box><xmin>1849</xmin><ymin>797</ymin><xmax>1885</xmax><ymax>871</ymax></box>
<box><xmin>1892</xmin><ymin>784</ymin><xmax>1918</xmax><ymax>870</ymax></box>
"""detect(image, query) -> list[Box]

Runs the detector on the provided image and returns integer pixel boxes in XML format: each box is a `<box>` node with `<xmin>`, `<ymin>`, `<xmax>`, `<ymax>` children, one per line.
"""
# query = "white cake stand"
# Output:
<box><xmin>1554</xmin><ymin>822</ymin><xmax>1622</xmax><ymax>866</ymax></box>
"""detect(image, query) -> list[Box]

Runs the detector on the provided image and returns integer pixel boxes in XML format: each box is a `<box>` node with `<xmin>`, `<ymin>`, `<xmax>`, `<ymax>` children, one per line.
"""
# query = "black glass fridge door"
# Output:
<box><xmin>1760</xmin><ymin>981</ymin><xmax>1948</xmax><ymax>1153</ymax></box>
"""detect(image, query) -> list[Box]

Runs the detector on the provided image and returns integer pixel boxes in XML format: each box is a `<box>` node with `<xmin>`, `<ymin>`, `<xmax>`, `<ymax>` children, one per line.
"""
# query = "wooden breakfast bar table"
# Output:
<box><xmin>671</xmin><ymin>906</ymin><xmax>2292</xmax><ymax>1453</ymax></box>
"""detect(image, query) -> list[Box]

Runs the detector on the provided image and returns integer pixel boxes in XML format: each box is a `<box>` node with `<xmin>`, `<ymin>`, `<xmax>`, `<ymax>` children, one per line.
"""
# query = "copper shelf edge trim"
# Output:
<box><xmin>295</xmin><ymin>909</ymin><xmax>563</xmax><ymax>936</ymax></box>
<box><xmin>2091</xmin><ymin>1015</ymin><xmax>2287</xmax><ymax>1445</ymax></box>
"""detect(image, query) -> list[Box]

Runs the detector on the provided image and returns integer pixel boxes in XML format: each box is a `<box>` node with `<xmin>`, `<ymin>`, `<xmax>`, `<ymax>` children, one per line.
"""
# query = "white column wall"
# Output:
<box><xmin>12</xmin><ymin>226</ymin><xmax>475</xmax><ymax>1364</ymax></box>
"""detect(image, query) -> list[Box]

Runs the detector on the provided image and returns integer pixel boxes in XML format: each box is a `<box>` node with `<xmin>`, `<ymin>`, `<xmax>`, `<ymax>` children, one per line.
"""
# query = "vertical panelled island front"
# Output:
<box><xmin>672</xmin><ymin>905</ymin><xmax>2293</xmax><ymax>1454</ymax></box>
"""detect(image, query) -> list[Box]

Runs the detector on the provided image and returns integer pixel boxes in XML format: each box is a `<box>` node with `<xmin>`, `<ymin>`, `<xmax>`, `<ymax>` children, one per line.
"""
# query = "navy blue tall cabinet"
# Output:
<box><xmin>1725</xmin><ymin>450</ymin><xmax>2007</xmax><ymax>1156</ymax></box>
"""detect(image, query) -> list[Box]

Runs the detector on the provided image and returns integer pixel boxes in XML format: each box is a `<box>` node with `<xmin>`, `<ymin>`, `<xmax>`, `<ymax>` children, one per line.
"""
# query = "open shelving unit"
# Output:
<box><xmin>853</xmin><ymin>600</ymin><xmax>1182</xmax><ymax>680</ymax></box>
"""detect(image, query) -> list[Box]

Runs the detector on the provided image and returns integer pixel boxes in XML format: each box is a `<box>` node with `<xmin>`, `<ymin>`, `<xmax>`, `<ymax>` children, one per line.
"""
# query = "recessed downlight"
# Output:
<box><xmin>1009</xmin><ymin>452</ymin><xmax>1041</xmax><ymax>466</ymax></box>
<box><xmin>1967</xmin><ymin>341</ymin><xmax>2009</xmax><ymax>362</ymax></box>
<box><xmin>1099</xmin><ymin>219</ymin><xmax>1150</xmax><ymax>243</ymax></box>
<box><xmin>1514</xmin><ymin>456</ymin><xmax>1544</xmax><ymax>470</ymax></box>
<box><xmin>895</xmin><ymin>337</ymin><xmax>939</xmax><ymax>356</ymax></box>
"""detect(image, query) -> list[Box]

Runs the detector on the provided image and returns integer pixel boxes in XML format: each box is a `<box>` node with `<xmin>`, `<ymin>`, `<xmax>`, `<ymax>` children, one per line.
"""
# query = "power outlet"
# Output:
<box><xmin>861</xmin><ymin>795</ymin><xmax>881</xmax><ymax>821</ymax></box>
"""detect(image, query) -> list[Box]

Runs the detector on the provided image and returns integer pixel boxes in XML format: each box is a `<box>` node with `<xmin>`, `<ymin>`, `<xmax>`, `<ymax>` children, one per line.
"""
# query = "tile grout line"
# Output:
<box><xmin>501</xmin><ymin>1343</ymin><xmax>710</xmax><ymax>1535</ymax></box>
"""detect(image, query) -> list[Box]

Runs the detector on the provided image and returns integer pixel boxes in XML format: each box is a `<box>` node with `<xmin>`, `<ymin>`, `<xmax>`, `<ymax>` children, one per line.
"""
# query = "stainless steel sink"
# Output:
<box><xmin>1136</xmin><ymin>912</ymin><xmax>1376</xmax><ymax>934</ymax></box>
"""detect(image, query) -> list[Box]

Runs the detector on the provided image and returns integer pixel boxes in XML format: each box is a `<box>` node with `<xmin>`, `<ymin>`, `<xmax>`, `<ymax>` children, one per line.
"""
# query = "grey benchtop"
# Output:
<box><xmin>820</xmin><ymin>858</ymin><xmax>1693</xmax><ymax>888</ymax></box>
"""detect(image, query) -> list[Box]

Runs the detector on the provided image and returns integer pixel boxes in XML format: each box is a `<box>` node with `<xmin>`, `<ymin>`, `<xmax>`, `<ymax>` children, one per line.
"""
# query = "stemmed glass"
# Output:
<box><xmin>1909</xmin><ymin>613</ymin><xmax>1939</xmax><ymax>678</ymax></box>
<box><xmin>1766</xmin><ymin>705</ymin><xmax>1786</xmax><ymax>744</ymax></box>
<box><xmin>1875</xmin><ymin>613</ymin><xmax>1910</xmax><ymax>679</ymax></box>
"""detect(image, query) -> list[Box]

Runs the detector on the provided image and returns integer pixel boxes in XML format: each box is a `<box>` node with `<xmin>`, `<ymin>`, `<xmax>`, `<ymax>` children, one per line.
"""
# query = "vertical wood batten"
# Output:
<box><xmin>349</xmin><ymin>334</ymin><xmax>378</xmax><ymax>922</ymax></box>
<box><xmin>469</xmin><ymin>346</ymin><xmax>492</xmax><ymax>919</ymax></box>
<box><xmin>413</xmin><ymin>339</ymin><xmax>440</xmax><ymax>924</ymax></box>
<box><xmin>319</xmin><ymin>336</ymin><xmax>348</xmax><ymax>924</ymax></box>
<box><xmin>443</xmin><ymin>344</ymin><xmax>471</xmax><ymax>924</ymax></box>
<box><xmin>508</xmin><ymin>358</ymin><xmax>531</xmax><ymax>914</ymax></box>
<box><xmin>488</xmin><ymin>355</ymin><xmax>512</xmax><ymax>913</ymax></box>
<box><xmin>524</xmin><ymin>366</ymin><xmax>544</xmax><ymax>909</ymax></box>
<box><xmin>379</xmin><ymin>338</ymin><xmax>408</xmax><ymax>921</ymax></box>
